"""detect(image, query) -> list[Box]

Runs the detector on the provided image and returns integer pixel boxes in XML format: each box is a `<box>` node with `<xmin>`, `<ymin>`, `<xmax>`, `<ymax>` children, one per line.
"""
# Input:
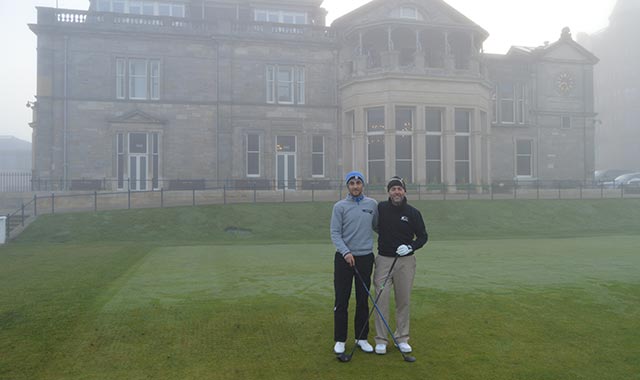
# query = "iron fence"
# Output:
<box><xmin>0</xmin><ymin>172</ymin><xmax>32</xmax><ymax>192</ymax></box>
<box><xmin>4</xmin><ymin>178</ymin><xmax>640</xmax><ymax>241</ymax></box>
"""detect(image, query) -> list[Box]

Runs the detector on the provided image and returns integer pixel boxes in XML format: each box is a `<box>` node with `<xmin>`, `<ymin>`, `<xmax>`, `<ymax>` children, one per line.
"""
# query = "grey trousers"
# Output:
<box><xmin>373</xmin><ymin>254</ymin><xmax>416</xmax><ymax>345</ymax></box>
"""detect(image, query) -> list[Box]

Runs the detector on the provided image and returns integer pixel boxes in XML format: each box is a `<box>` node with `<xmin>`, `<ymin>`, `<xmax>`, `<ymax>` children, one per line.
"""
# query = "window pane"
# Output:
<box><xmin>396</xmin><ymin>161</ymin><xmax>412</xmax><ymax>183</ymax></box>
<box><xmin>248</xmin><ymin>153</ymin><xmax>259</xmax><ymax>175</ymax></box>
<box><xmin>367</xmin><ymin>107</ymin><xmax>385</xmax><ymax>132</ymax></box>
<box><xmin>426</xmin><ymin>161</ymin><xmax>441</xmax><ymax>184</ymax></box>
<box><xmin>255</xmin><ymin>10</ymin><xmax>267</xmax><ymax>21</ymax></box>
<box><xmin>368</xmin><ymin>161</ymin><xmax>385</xmax><ymax>185</ymax></box>
<box><xmin>501</xmin><ymin>100</ymin><xmax>514</xmax><ymax>123</ymax></box>
<box><xmin>368</xmin><ymin>135</ymin><xmax>385</xmax><ymax>160</ymax></box>
<box><xmin>312</xmin><ymin>154</ymin><xmax>323</xmax><ymax>176</ymax></box>
<box><xmin>97</xmin><ymin>0</ymin><xmax>110</xmax><ymax>12</ymax></box>
<box><xmin>116</xmin><ymin>58</ymin><xmax>125</xmax><ymax>99</ymax></box>
<box><xmin>129</xmin><ymin>1</ymin><xmax>142</xmax><ymax>14</ymax></box>
<box><xmin>112</xmin><ymin>0</ymin><xmax>125</xmax><ymax>13</ymax></box>
<box><xmin>296</xmin><ymin>67</ymin><xmax>305</xmax><ymax>104</ymax></box>
<box><xmin>142</xmin><ymin>3</ymin><xmax>154</xmax><ymax>15</ymax></box>
<box><xmin>455</xmin><ymin>136</ymin><xmax>469</xmax><ymax>161</ymax></box>
<box><xmin>158</xmin><ymin>4</ymin><xmax>171</xmax><ymax>16</ymax></box>
<box><xmin>129</xmin><ymin>133</ymin><xmax>147</xmax><ymax>153</ymax></box>
<box><xmin>395</xmin><ymin>107</ymin><xmax>413</xmax><ymax>131</ymax></box>
<box><xmin>516</xmin><ymin>140</ymin><xmax>531</xmax><ymax>155</ymax></box>
<box><xmin>276</xmin><ymin>136</ymin><xmax>295</xmax><ymax>152</ymax></box>
<box><xmin>455</xmin><ymin>162</ymin><xmax>470</xmax><ymax>184</ymax></box>
<box><xmin>248</xmin><ymin>134</ymin><xmax>259</xmax><ymax>152</ymax></box>
<box><xmin>150</xmin><ymin>60</ymin><xmax>160</xmax><ymax>100</ymax></box>
<box><xmin>426</xmin><ymin>135</ymin><xmax>441</xmax><ymax>160</ymax></box>
<box><xmin>312</xmin><ymin>136</ymin><xmax>323</xmax><ymax>153</ymax></box>
<box><xmin>140</xmin><ymin>156</ymin><xmax>147</xmax><ymax>190</ymax></box>
<box><xmin>396</xmin><ymin>135</ymin><xmax>412</xmax><ymax>160</ymax></box>
<box><xmin>517</xmin><ymin>156</ymin><xmax>531</xmax><ymax>176</ymax></box>
<box><xmin>277</xmin><ymin>67</ymin><xmax>293</xmax><ymax>103</ymax></box>
<box><xmin>455</xmin><ymin>109</ymin><xmax>470</xmax><ymax>132</ymax></box>
<box><xmin>129</xmin><ymin>60</ymin><xmax>147</xmax><ymax>99</ymax></box>
<box><xmin>425</xmin><ymin>108</ymin><xmax>442</xmax><ymax>132</ymax></box>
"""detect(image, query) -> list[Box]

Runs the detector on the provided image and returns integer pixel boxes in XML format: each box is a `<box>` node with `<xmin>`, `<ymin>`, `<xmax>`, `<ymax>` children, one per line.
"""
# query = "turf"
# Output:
<box><xmin>1</xmin><ymin>200</ymin><xmax>640</xmax><ymax>379</ymax></box>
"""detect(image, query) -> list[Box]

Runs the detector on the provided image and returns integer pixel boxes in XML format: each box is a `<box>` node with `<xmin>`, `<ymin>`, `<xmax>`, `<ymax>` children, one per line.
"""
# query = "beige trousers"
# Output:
<box><xmin>373</xmin><ymin>254</ymin><xmax>416</xmax><ymax>345</ymax></box>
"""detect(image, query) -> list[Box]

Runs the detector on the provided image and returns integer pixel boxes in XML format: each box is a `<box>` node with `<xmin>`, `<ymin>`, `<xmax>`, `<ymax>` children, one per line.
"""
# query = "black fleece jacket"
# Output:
<box><xmin>377</xmin><ymin>197</ymin><xmax>428</xmax><ymax>257</ymax></box>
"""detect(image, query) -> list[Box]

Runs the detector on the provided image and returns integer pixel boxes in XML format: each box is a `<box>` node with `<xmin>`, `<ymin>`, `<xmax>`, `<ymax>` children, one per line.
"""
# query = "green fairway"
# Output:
<box><xmin>1</xmin><ymin>200</ymin><xmax>640</xmax><ymax>379</ymax></box>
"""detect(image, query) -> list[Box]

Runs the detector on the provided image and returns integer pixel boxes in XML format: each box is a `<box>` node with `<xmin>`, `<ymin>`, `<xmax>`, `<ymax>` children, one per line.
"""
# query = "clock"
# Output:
<box><xmin>556</xmin><ymin>72</ymin><xmax>575</xmax><ymax>95</ymax></box>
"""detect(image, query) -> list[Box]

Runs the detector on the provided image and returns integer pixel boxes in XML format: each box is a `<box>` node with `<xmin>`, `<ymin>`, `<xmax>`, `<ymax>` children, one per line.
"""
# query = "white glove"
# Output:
<box><xmin>396</xmin><ymin>244</ymin><xmax>413</xmax><ymax>256</ymax></box>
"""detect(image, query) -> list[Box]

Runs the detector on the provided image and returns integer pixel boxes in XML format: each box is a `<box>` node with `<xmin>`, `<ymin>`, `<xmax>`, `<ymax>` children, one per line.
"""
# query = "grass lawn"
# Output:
<box><xmin>1</xmin><ymin>200</ymin><xmax>640</xmax><ymax>379</ymax></box>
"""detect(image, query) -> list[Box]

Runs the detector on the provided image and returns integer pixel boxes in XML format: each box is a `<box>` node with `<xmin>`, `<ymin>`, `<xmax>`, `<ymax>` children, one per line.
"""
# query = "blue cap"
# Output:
<box><xmin>345</xmin><ymin>171</ymin><xmax>365</xmax><ymax>185</ymax></box>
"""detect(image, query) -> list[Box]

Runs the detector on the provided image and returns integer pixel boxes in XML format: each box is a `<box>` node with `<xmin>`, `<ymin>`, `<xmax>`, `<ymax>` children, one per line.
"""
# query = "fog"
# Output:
<box><xmin>0</xmin><ymin>0</ymin><xmax>622</xmax><ymax>167</ymax></box>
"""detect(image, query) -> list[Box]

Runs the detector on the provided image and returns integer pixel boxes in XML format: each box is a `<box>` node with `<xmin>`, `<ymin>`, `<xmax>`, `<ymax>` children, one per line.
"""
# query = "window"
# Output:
<box><xmin>117</xmin><ymin>133</ymin><xmax>125</xmax><ymax>189</ymax></box>
<box><xmin>517</xmin><ymin>85</ymin><xmax>526</xmax><ymax>124</ymax></box>
<box><xmin>399</xmin><ymin>7</ymin><xmax>418</xmax><ymax>19</ymax></box>
<box><xmin>425</xmin><ymin>107</ymin><xmax>443</xmax><ymax>184</ymax></box>
<box><xmin>491</xmin><ymin>86</ymin><xmax>497</xmax><ymax>123</ymax></box>
<box><xmin>151</xmin><ymin>133</ymin><xmax>159</xmax><ymax>188</ymax></box>
<box><xmin>500</xmin><ymin>82</ymin><xmax>515</xmax><ymax>123</ymax></box>
<box><xmin>312</xmin><ymin>136</ymin><xmax>324</xmax><ymax>177</ymax></box>
<box><xmin>247</xmin><ymin>134</ymin><xmax>260</xmax><ymax>177</ymax></box>
<box><xmin>367</xmin><ymin>107</ymin><xmax>385</xmax><ymax>184</ymax></box>
<box><xmin>395</xmin><ymin>107</ymin><xmax>414</xmax><ymax>182</ymax></box>
<box><xmin>516</xmin><ymin>140</ymin><xmax>533</xmax><ymax>177</ymax></box>
<box><xmin>455</xmin><ymin>109</ymin><xmax>471</xmax><ymax>184</ymax></box>
<box><xmin>255</xmin><ymin>10</ymin><xmax>307</xmax><ymax>24</ymax></box>
<box><xmin>98</xmin><ymin>0</ymin><xmax>185</xmax><ymax>16</ymax></box>
<box><xmin>266</xmin><ymin>65</ymin><xmax>305</xmax><ymax>105</ymax></box>
<box><xmin>561</xmin><ymin>116</ymin><xmax>571</xmax><ymax>129</ymax></box>
<box><xmin>116</xmin><ymin>58</ymin><xmax>161</xmax><ymax>100</ymax></box>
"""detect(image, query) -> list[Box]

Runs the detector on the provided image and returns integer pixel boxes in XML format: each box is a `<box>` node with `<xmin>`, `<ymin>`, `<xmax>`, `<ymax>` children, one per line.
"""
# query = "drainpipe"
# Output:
<box><xmin>63</xmin><ymin>35</ymin><xmax>69</xmax><ymax>190</ymax></box>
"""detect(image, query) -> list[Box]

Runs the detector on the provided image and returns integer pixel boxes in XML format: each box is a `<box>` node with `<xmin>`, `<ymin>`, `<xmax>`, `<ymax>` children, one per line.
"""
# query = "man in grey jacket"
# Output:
<box><xmin>330</xmin><ymin>171</ymin><xmax>378</xmax><ymax>355</ymax></box>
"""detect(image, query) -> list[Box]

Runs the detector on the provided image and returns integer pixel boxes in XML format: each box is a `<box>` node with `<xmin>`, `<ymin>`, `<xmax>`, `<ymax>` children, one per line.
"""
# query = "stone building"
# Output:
<box><xmin>28</xmin><ymin>0</ymin><xmax>598</xmax><ymax>190</ymax></box>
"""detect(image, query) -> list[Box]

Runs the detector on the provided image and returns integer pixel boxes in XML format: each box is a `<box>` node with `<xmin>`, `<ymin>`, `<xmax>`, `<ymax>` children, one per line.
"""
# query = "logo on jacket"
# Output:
<box><xmin>400</xmin><ymin>216</ymin><xmax>409</xmax><ymax>223</ymax></box>
<box><xmin>362</xmin><ymin>209</ymin><xmax>374</xmax><ymax>214</ymax></box>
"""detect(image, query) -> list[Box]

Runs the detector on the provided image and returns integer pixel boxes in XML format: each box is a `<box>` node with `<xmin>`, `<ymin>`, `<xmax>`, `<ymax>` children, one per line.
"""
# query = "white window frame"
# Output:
<box><xmin>311</xmin><ymin>136</ymin><xmax>325</xmax><ymax>178</ymax></box>
<box><xmin>515</xmin><ymin>139</ymin><xmax>533</xmax><ymax>177</ymax></box>
<box><xmin>116</xmin><ymin>57</ymin><xmax>161</xmax><ymax>100</ymax></box>
<box><xmin>399</xmin><ymin>6</ymin><xmax>418</xmax><ymax>19</ymax></box>
<box><xmin>266</xmin><ymin>65</ymin><xmax>305</xmax><ymax>105</ymax></box>
<box><xmin>500</xmin><ymin>82</ymin><xmax>515</xmax><ymax>124</ymax></box>
<box><xmin>98</xmin><ymin>0</ymin><xmax>185</xmax><ymax>17</ymax></box>
<box><xmin>246</xmin><ymin>134</ymin><xmax>261</xmax><ymax>177</ymax></box>
<box><xmin>395</xmin><ymin>106</ymin><xmax>414</xmax><ymax>183</ymax></box>
<box><xmin>454</xmin><ymin>109</ymin><xmax>471</xmax><ymax>184</ymax></box>
<box><xmin>425</xmin><ymin>107</ymin><xmax>443</xmax><ymax>184</ymax></box>
<box><xmin>366</xmin><ymin>107</ymin><xmax>386</xmax><ymax>184</ymax></box>
<box><xmin>517</xmin><ymin>84</ymin><xmax>526</xmax><ymax>124</ymax></box>
<box><xmin>254</xmin><ymin>9</ymin><xmax>307</xmax><ymax>24</ymax></box>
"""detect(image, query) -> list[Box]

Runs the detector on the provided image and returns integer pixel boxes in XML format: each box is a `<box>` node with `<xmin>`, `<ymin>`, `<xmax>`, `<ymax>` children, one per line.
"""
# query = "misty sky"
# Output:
<box><xmin>0</xmin><ymin>0</ymin><xmax>617</xmax><ymax>143</ymax></box>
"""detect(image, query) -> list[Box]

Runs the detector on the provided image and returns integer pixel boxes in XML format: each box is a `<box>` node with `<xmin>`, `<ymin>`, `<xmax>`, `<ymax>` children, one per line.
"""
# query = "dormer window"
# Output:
<box><xmin>96</xmin><ymin>0</ymin><xmax>185</xmax><ymax>17</ymax></box>
<box><xmin>254</xmin><ymin>9</ymin><xmax>307</xmax><ymax>25</ymax></box>
<box><xmin>390</xmin><ymin>6</ymin><xmax>421</xmax><ymax>20</ymax></box>
<box><xmin>399</xmin><ymin>6</ymin><xmax>418</xmax><ymax>19</ymax></box>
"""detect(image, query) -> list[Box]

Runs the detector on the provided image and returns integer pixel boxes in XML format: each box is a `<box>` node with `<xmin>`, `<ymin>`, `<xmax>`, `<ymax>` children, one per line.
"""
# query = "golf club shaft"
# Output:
<box><xmin>353</xmin><ymin>264</ymin><xmax>412</xmax><ymax>361</ymax></box>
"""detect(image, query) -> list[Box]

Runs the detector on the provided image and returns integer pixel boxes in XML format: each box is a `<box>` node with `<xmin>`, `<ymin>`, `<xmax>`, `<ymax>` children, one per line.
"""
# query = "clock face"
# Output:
<box><xmin>556</xmin><ymin>72</ymin><xmax>575</xmax><ymax>95</ymax></box>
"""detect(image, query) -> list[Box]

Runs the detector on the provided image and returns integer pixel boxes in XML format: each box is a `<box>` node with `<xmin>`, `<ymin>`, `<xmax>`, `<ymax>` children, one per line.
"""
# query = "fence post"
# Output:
<box><xmin>94</xmin><ymin>191</ymin><xmax>98</xmax><ymax>212</ymax></box>
<box><xmin>223</xmin><ymin>185</ymin><xmax>227</xmax><ymax>205</ymax></box>
<box><xmin>282</xmin><ymin>186</ymin><xmax>286</xmax><ymax>203</ymax></box>
<box><xmin>51</xmin><ymin>193</ymin><xmax>55</xmax><ymax>214</ymax></box>
<box><xmin>128</xmin><ymin>189</ymin><xmax>131</xmax><ymax>209</ymax></box>
<box><xmin>490</xmin><ymin>183</ymin><xmax>494</xmax><ymax>200</ymax></box>
<box><xmin>192</xmin><ymin>188</ymin><xmax>196</xmax><ymax>206</ymax></box>
<box><xmin>34</xmin><ymin>195</ymin><xmax>38</xmax><ymax>216</ymax></box>
<box><xmin>418</xmin><ymin>184</ymin><xmax>421</xmax><ymax>201</ymax></box>
<box><xmin>21</xmin><ymin>203</ymin><xmax>25</xmax><ymax>227</ymax></box>
<box><xmin>253</xmin><ymin>184</ymin><xmax>257</xmax><ymax>203</ymax></box>
<box><xmin>579</xmin><ymin>184</ymin><xmax>583</xmax><ymax>200</ymax></box>
<box><xmin>160</xmin><ymin>188</ymin><xmax>164</xmax><ymax>208</ymax></box>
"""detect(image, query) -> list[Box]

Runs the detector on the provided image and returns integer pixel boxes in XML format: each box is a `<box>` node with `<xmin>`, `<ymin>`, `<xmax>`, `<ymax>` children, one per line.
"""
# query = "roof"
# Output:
<box><xmin>504</xmin><ymin>28</ymin><xmax>599</xmax><ymax>64</ymax></box>
<box><xmin>0</xmin><ymin>136</ymin><xmax>31</xmax><ymax>151</ymax></box>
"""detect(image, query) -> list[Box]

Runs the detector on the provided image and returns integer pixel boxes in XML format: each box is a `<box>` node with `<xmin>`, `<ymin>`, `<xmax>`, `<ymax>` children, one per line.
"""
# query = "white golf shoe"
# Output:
<box><xmin>396</xmin><ymin>342</ymin><xmax>412</xmax><ymax>353</ymax></box>
<box><xmin>375</xmin><ymin>344</ymin><xmax>387</xmax><ymax>354</ymax></box>
<box><xmin>334</xmin><ymin>341</ymin><xmax>345</xmax><ymax>354</ymax></box>
<box><xmin>355</xmin><ymin>340</ymin><xmax>374</xmax><ymax>353</ymax></box>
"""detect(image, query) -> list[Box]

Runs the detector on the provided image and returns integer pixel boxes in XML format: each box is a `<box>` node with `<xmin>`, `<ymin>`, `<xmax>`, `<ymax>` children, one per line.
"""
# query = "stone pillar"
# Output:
<box><xmin>442</xmin><ymin>106</ymin><xmax>456</xmax><ymax>189</ymax></box>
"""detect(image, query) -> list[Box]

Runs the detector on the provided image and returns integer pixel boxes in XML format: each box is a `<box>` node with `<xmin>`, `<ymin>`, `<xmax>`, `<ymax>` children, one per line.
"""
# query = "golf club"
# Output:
<box><xmin>353</xmin><ymin>264</ymin><xmax>416</xmax><ymax>363</ymax></box>
<box><xmin>337</xmin><ymin>254</ymin><xmax>400</xmax><ymax>363</ymax></box>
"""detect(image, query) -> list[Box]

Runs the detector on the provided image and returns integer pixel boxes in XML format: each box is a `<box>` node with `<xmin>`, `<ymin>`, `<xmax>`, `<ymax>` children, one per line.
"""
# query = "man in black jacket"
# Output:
<box><xmin>373</xmin><ymin>176</ymin><xmax>428</xmax><ymax>355</ymax></box>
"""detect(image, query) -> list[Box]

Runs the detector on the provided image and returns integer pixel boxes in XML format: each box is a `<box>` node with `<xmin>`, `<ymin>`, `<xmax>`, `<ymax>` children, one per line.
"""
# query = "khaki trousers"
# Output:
<box><xmin>373</xmin><ymin>254</ymin><xmax>416</xmax><ymax>345</ymax></box>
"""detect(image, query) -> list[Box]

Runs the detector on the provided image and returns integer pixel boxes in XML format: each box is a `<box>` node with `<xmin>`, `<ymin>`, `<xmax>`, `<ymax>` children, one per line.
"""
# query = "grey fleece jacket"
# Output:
<box><xmin>330</xmin><ymin>194</ymin><xmax>378</xmax><ymax>257</ymax></box>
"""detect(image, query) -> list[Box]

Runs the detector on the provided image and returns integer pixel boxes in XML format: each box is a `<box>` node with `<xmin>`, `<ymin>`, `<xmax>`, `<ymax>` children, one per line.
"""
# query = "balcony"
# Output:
<box><xmin>34</xmin><ymin>7</ymin><xmax>335</xmax><ymax>43</ymax></box>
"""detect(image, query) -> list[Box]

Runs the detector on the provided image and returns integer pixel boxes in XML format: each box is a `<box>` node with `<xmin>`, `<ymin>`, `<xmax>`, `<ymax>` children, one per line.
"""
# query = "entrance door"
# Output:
<box><xmin>129</xmin><ymin>155</ymin><xmax>147</xmax><ymax>191</ymax></box>
<box><xmin>129</xmin><ymin>133</ymin><xmax>148</xmax><ymax>191</ymax></box>
<box><xmin>276</xmin><ymin>136</ymin><xmax>296</xmax><ymax>190</ymax></box>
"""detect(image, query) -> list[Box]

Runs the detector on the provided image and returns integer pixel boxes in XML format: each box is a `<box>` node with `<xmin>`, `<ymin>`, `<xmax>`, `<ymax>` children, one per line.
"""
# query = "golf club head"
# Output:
<box><xmin>336</xmin><ymin>353</ymin><xmax>352</xmax><ymax>362</ymax></box>
<box><xmin>403</xmin><ymin>355</ymin><xmax>416</xmax><ymax>363</ymax></box>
